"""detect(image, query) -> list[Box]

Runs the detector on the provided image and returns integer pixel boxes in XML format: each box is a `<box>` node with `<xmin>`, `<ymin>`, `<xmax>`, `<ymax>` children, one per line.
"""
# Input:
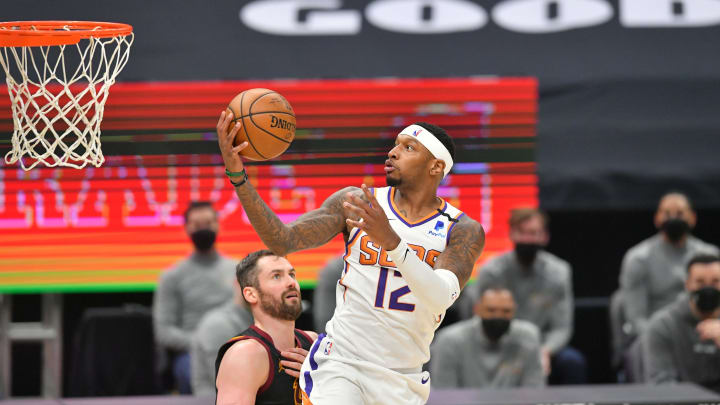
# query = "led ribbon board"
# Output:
<box><xmin>0</xmin><ymin>77</ymin><xmax>537</xmax><ymax>293</ymax></box>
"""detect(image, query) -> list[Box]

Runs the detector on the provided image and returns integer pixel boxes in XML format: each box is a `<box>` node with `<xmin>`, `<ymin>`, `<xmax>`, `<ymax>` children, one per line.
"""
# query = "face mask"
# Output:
<box><xmin>191</xmin><ymin>229</ymin><xmax>216</xmax><ymax>252</ymax></box>
<box><xmin>692</xmin><ymin>287</ymin><xmax>720</xmax><ymax>314</ymax></box>
<box><xmin>660</xmin><ymin>218</ymin><xmax>690</xmax><ymax>243</ymax></box>
<box><xmin>481</xmin><ymin>318</ymin><xmax>511</xmax><ymax>341</ymax></box>
<box><xmin>515</xmin><ymin>243</ymin><xmax>541</xmax><ymax>266</ymax></box>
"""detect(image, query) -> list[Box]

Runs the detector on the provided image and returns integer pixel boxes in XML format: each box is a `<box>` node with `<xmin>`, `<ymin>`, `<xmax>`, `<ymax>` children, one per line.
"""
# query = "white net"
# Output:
<box><xmin>0</xmin><ymin>24</ymin><xmax>134</xmax><ymax>170</ymax></box>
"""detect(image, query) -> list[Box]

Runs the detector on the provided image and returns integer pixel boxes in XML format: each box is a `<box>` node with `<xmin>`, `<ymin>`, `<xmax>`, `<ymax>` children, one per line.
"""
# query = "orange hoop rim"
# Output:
<box><xmin>0</xmin><ymin>21</ymin><xmax>133</xmax><ymax>47</ymax></box>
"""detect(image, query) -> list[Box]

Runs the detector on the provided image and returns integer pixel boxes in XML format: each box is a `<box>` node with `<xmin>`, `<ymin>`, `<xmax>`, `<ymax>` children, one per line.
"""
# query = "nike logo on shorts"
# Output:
<box><xmin>421</xmin><ymin>375</ymin><xmax>430</xmax><ymax>384</ymax></box>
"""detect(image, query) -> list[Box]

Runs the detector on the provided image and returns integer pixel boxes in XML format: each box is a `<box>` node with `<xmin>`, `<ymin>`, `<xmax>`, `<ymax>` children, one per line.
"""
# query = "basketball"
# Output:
<box><xmin>226</xmin><ymin>88</ymin><xmax>296</xmax><ymax>161</ymax></box>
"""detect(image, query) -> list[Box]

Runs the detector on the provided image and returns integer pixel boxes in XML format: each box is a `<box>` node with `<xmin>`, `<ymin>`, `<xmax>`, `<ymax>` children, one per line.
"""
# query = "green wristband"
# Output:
<box><xmin>225</xmin><ymin>168</ymin><xmax>246</xmax><ymax>177</ymax></box>
<box><xmin>225</xmin><ymin>168</ymin><xmax>248</xmax><ymax>187</ymax></box>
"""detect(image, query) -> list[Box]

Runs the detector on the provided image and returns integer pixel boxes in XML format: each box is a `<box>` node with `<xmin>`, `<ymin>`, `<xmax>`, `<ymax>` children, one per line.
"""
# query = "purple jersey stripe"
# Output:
<box><xmin>386</xmin><ymin>187</ymin><xmax>446</xmax><ymax>227</ymax></box>
<box><xmin>346</xmin><ymin>227</ymin><xmax>362</xmax><ymax>247</ymax></box>
<box><xmin>446</xmin><ymin>212</ymin><xmax>465</xmax><ymax>246</ymax></box>
<box><xmin>374</xmin><ymin>267</ymin><xmax>389</xmax><ymax>308</ymax></box>
<box><xmin>303</xmin><ymin>333</ymin><xmax>325</xmax><ymax>397</ymax></box>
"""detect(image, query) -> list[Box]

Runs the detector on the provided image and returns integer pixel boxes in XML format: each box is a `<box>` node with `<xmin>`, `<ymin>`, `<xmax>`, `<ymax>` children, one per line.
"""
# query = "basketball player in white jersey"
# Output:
<box><xmin>217</xmin><ymin>112</ymin><xmax>485</xmax><ymax>405</ymax></box>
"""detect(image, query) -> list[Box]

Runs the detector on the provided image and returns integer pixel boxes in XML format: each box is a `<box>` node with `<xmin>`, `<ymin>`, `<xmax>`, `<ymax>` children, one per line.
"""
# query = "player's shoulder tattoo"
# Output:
<box><xmin>437</xmin><ymin>215</ymin><xmax>485</xmax><ymax>287</ymax></box>
<box><xmin>451</xmin><ymin>215</ymin><xmax>485</xmax><ymax>242</ymax></box>
<box><xmin>282</xmin><ymin>186</ymin><xmax>360</xmax><ymax>254</ymax></box>
<box><xmin>322</xmin><ymin>186</ymin><xmax>363</xmax><ymax>213</ymax></box>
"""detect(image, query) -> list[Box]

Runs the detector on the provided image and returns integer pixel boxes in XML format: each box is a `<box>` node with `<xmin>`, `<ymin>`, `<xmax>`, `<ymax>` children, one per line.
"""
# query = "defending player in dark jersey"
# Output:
<box><xmin>215</xmin><ymin>250</ymin><xmax>317</xmax><ymax>405</ymax></box>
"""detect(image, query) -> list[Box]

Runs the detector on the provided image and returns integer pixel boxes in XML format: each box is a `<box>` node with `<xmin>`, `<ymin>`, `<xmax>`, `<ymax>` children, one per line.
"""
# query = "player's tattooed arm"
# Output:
<box><xmin>234</xmin><ymin>183</ymin><xmax>359</xmax><ymax>256</ymax></box>
<box><xmin>218</xmin><ymin>111</ymin><xmax>366</xmax><ymax>255</ymax></box>
<box><xmin>434</xmin><ymin>216</ymin><xmax>485</xmax><ymax>289</ymax></box>
<box><xmin>284</xmin><ymin>186</ymin><xmax>364</xmax><ymax>253</ymax></box>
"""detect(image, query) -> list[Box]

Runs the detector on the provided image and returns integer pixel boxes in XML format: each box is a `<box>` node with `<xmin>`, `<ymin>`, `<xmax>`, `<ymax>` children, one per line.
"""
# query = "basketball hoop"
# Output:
<box><xmin>0</xmin><ymin>21</ymin><xmax>134</xmax><ymax>170</ymax></box>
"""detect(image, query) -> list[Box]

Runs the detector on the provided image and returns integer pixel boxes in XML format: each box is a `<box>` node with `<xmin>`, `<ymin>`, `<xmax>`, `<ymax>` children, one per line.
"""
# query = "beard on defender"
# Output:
<box><xmin>258</xmin><ymin>286</ymin><xmax>303</xmax><ymax>321</ymax></box>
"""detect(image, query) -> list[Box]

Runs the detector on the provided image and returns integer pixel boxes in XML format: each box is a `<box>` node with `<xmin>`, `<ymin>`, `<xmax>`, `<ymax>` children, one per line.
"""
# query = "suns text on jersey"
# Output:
<box><xmin>358</xmin><ymin>235</ymin><xmax>441</xmax><ymax>268</ymax></box>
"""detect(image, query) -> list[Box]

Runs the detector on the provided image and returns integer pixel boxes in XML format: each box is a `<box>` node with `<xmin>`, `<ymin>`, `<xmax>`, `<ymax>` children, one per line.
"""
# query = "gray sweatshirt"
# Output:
<box><xmin>643</xmin><ymin>293</ymin><xmax>720</xmax><ymax>391</ymax></box>
<box><xmin>190</xmin><ymin>301</ymin><xmax>253</xmax><ymax>397</ymax></box>
<box><xmin>430</xmin><ymin>317</ymin><xmax>544</xmax><ymax>388</ymax></box>
<box><xmin>464</xmin><ymin>250</ymin><xmax>574</xmax><ymax>354</ymax></box>
<box><xmin>313</xmin><ymin>256</ymin><xmax>345</xmax><ymax>333</ymax></box>
<box><xmin>620</xmin><ymin>234</ymin><xmax>718</xmax><ymax>334</ymax></box>
<box><xmin>152</xmin><ymin>251</ymin><xmax>237</xmax><ymax>351</ymax></box>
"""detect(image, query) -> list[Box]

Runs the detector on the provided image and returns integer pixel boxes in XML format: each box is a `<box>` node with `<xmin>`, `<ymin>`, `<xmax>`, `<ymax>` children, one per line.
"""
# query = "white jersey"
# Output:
<box><xmin>325</xmin><ymin>186</ymin><xmax>465</xmax><ymax>370</ymax></box>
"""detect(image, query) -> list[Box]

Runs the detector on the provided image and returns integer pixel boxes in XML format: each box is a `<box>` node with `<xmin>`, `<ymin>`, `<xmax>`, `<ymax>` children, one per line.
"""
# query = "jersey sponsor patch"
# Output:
<box><xmin>428</xmin><ymin>220</ymin><xmax>446</xmax><ymax>238</ymax></box>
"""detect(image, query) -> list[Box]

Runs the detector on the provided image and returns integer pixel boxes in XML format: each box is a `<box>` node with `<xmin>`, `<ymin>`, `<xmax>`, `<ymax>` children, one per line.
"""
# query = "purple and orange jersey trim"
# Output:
<box><xmin>445</xmin><ymin>212</ymin><xmax>465</xmax><ymax>246</ymax></box>
<box><xmin>388</xmin><ymin>187</ymin><xmax>447</xmax><ymax>227</ymax></box>
<box><xmin>339</xmin><ymin>227</ymin><xmax>362</xmax><ymax>301</ymax></box>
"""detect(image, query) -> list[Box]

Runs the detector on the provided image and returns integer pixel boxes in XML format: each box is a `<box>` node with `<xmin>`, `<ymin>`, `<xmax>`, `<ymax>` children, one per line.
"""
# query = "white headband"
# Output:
<box><xmin>398</xmin><ymin>124</ymin><xmax>454</xmax><ymax>177</ymax></box>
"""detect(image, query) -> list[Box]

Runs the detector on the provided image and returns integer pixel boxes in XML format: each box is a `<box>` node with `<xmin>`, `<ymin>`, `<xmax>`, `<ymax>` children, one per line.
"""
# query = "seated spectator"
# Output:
<box><xmin>312</xmin><ymin>255</ymin><xmax>344</xmax><ymax>333</ymax></box>
<box><xmin>190</xmin><ymin>273</ymin><xmax>252</xmax><ymax>397</ymax></box>
<box><xmin>643</xmin><ymin>254</ymin><xmax>720</xmax><ymax>392</ymax></box>
<box><xmin>153</xmin><ymin>201</ymin><xmax>237</xmax><ymax>394</ymax></box>
<box><xmin>461</xmin><ymin>208</ymin><xmax>587</xmax><ymax>384</ymax></box>
<box><xmin>431</xmin><ymin>287</ymin><xmax>544</xmax><ymax>388</ymax></box>
<box><xmin>619</xmin><ymin>192</ymin><xmax>719</xmax><ymax>338</ymax></box>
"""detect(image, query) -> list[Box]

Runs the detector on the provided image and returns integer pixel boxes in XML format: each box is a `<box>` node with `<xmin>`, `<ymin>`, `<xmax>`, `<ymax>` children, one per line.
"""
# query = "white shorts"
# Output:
<box><xmin>299</xmin><ymin>334</ymin><xmax>431</xmax><ymax>405</ymax></box>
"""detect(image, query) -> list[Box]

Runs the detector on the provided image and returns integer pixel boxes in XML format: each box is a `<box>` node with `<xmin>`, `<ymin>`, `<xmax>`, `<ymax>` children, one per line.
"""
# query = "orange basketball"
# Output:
<box><xmin>226</xmin><ymin>88</ymin><xmax>296</xmax><ymax>161</ymax></box>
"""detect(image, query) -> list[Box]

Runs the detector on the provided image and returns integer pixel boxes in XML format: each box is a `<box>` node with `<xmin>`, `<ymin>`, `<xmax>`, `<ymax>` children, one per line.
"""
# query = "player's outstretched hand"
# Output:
<box><xmin>280</xmin><ymin>348</ymin><xmax>309</xmax><ymax>378</ymax></box>
<box><xmin>344</xmin><ymin>184</ymin><xmax>401</xmax><ymax>251</ymax></box>
<box><xmin>217</xmin><ymin>110</ymin><xmax>248</xmax><ymax>173</ymax></box>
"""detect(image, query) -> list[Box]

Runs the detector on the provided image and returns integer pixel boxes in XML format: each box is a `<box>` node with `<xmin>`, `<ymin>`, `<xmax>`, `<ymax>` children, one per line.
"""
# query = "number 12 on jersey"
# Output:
<box><xmin>374</xmin><ymin>267</ymin><xmax>415</xmax><ymax>312</ymax></box>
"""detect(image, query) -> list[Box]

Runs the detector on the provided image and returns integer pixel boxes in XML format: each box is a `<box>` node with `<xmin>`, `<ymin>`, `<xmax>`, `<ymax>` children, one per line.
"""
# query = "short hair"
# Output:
<box><xmin>686</xmin><ymin>254</ymin><xmax>720</xmax><ymax>275</ymax></box>
<box><xmin>509</xmin><ymin>208</ymin><xmax>549</xmax><ymax>231</ymax></box>
<box><xmin>183</xmin><ymin>201</ymin><xmax>216</xmax><ymax>224</ymax></box>
<box><xmin>481</xmin><ymin>285</ymin><xmax>512</xmax><ymax>297</ymax></box>
<box><xmin>476</xmin><ymin>285</ymin><xmax>514</xmax><ymax>306</ymax></box>
<box><xmin>659</xmin><ymin>191</ymin><xmax>694</xmax><ymax>211</ymax></box>
<box><xmin>236</xmin><ymin>249</ymin><xmax>277</xmax><ymax>294</ymax></box>
<box><xmin>477</xmin><ymin>280</ymin><xmax>511</xmax><ymax>297</ymax></box>
<box><xmin>414</xmin><ymin>122</ymin><xmax>456</xmax><ymax>161</ymax></box>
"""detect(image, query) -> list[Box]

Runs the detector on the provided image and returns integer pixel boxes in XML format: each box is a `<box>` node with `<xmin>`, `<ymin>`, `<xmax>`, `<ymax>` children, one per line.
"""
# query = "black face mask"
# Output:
<box><xmin>481</xmin><ymin>318</ymin><xmax>511</xmax><ymax>341</ymax></box>
<box><xmin>515</xmin><ymin>243</ymin><xmax>542</xmax><ymax>266</ymax></box>
<box><xmin>660</xmin><ymin>218</ymin><xmax>691</xmax><ymax>243</ymax></box>
<box><xmin>190</xmin><ymin>229</ymin><xmax>216</xmax><ymax>252</ymax></box>
<box><xmin>692</xmin><ymin>287</ymin><xmax>720</xmax><ymax>314</ymax></box>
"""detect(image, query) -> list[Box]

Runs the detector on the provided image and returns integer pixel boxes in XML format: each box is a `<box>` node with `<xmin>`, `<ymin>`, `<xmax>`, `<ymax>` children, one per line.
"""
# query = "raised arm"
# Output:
<box><xmin>217</xmin><ymin>111</ymin><xmax>350</xmax><ymax>256</ymax></box>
